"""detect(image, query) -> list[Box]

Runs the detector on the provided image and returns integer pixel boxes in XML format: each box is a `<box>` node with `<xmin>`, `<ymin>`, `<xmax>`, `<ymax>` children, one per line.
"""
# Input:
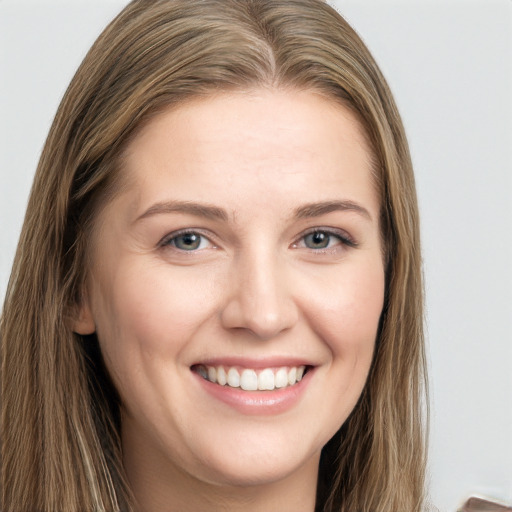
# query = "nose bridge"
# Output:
<box><xmin>220</xmin><ymin>244</ymin><xmax>298</xmax><ymax>339</ymax></box>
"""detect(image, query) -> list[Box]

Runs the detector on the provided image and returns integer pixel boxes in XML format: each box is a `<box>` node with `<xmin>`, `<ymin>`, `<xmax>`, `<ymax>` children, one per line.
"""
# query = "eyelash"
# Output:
<box><xmin>159</xmin><ymin>228</ymin><xmax>357</xmax><ymax>253</ymax></box>
<box><xmin>292</xmin><ymin>228</ymin><xmax>357</xmax><ymax>252</ymax></box>
<box><xmin>159</xmin><ymin>229</ymin><xmax>215</xmax><ymax>252</ymax></box>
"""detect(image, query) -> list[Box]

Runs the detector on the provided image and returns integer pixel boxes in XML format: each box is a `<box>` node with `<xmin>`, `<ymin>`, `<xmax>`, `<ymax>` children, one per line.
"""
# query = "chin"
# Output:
<box><xmin>184</xmin><ymin>432</ymin><xmax>321</xmax><ymax>489</ymax></box>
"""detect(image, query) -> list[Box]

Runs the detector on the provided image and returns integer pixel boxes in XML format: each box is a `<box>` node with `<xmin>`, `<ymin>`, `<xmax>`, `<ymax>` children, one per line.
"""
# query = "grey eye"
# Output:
<box><xmin>171</xmin><ymin>233</ymin><xmax>203</xmax><ymax>251</ymax></box>
<box><xmin>303</xmin><ymin>231</ymin><xmax>333</xmax><ymax>249</ymax></box>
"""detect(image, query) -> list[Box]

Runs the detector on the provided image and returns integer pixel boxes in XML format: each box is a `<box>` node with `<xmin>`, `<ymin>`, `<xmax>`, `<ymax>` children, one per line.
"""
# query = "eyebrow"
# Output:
<box><xmin>135</xmin><ymin>199</ymin><xmax>372</xmax><ymax>224</ymax></box>
<box><xmin>135</xmin><ymin>200</ymin><xmax>229</xmax><ymax>223</ymax></box>
<box><xmin>294</xmin><ymin>200</ymin><xmax>372</xmax><ymax>221</ymax></box>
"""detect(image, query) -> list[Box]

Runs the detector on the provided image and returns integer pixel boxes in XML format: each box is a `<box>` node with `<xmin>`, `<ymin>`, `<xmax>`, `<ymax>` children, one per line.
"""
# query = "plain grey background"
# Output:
<box><xmin>1</xmin><ymin>1</ymin><xmax>511</xmax><ymax>510</ymax></box>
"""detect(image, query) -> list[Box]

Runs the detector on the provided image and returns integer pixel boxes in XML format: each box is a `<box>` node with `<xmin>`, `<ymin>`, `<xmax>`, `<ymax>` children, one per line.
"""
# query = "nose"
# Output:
<box><xmin>220</xmin><ymin>250</ymin><xmax>299</xmax><ymax>340</ymax></box>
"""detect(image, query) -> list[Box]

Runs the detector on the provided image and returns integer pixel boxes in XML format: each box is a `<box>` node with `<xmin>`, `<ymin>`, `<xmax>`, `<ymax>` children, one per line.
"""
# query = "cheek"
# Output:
<box><xmin>88</xmin><ymin>260</ymin><xmax>222</xmax><ymax>394</ymax></box>
<box><xmin>93</xmin><ymin>261</ymin><xmax>217</xmax><ymax>344</ymax></box>
<box><xmin>300</xmin><ymin>258</ymin><xmax>385</xmax><ymax>361</ymax></box>
<box><xmin>88</xmin><ymin>261</ymin><xmax>226</xmax><ymax>434</ymax></box>
<box><xmin>291</xmin><ymin>258</ymin><xmax>385</xmax><ymax>439</ymax></box>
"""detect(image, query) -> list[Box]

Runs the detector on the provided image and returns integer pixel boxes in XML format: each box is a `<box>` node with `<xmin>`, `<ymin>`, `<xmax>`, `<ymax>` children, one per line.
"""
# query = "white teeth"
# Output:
<box><xmin>197</xmin><ymin>364</ymin><xmax>307</xmax><ymax>391</ymax></box>
<box><xmin>216</xmin><ymin>366</ymin><xmax>227</xmax><ymax>386</ymax></box>
<box><xmin>275</xmin><ymin>368</ymin><xmax>288</xmax><ymax>388</ymax></box>
<box><xmin>240</xmin><ymin>369</ymin><xmax>258</xmax><ymax>391</ymax></box>
<box><xmin>258</xmin><ymin>368</ymin><xmax>275</xmax><ymax>390</ymax></box>
<box><xmin>227</xmin><ymin>367</ymin><xmax>240</xmax><ymax>387</ymax></box>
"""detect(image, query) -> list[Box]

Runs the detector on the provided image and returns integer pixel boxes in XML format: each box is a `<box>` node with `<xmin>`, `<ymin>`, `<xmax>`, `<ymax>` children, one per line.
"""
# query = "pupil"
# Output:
<box><xmin>313</xmin><ymin>232</ymin><xmax>325</xmax><ymax>244</ymax></box>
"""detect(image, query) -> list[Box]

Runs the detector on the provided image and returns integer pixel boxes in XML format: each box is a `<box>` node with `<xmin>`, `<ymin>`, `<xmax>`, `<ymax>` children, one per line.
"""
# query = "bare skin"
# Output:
<box><xmin>75</xmin><ymin>88</ymin><xmax>384</xmax><ymax>512</ymax></box>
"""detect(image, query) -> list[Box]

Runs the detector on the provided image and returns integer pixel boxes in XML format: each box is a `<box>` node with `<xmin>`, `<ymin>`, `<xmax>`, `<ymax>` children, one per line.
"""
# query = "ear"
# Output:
<box><xmin>72</xmin><ymin>298</ymin><xmax>96</xmax><ymax>335</ymax></box>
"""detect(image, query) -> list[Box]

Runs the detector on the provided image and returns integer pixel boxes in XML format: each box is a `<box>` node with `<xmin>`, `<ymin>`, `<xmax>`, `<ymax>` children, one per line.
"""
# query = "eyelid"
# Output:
<box><xmin>293</xmin><ymin>227</ymin><xmax>358</xmax><ymax>249</ymax></box>
<box><xmin>158</xmin><ymin>228</ymin><xmax>217</xmax><ymax>250</ymax></box>
<box><xmin>157</xmin><ymin>227</ymin><xmax>357</xmax><ymax>252</ymax></box>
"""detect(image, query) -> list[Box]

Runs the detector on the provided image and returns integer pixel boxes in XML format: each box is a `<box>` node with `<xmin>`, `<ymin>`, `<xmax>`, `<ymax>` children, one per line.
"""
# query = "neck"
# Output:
<box><xmin>133</xmin><ymin>470</ymin><xmax>318</xmax><ymax>512</ymax></box>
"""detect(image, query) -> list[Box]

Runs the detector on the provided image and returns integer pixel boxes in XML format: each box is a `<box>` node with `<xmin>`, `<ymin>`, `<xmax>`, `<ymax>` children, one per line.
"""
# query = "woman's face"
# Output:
<box><xmin>76</xmin><ymin>89</ymin><xmax>385</xmax><ymax>493</ymax></box>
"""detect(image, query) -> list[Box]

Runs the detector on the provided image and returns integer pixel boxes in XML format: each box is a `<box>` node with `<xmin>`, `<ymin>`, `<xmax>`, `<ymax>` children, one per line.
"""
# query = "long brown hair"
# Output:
<box><xmin>1</xmin><ymin>1</ymin><xmax>427</xmax><ymax>510</ymax></box>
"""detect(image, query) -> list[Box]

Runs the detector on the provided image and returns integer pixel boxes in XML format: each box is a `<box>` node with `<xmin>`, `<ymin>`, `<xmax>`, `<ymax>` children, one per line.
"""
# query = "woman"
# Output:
<box><xmin>1</xmin><ymin>1</ymin><xmax>428</xmax><ymax>511</ymax></box>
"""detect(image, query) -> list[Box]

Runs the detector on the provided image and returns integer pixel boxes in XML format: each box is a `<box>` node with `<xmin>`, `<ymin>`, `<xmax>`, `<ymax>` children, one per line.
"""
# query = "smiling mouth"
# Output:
<box><xmin>192</xmin><ymin>364</ymin><xmax>309</xmax><ymax>391</ymax></box>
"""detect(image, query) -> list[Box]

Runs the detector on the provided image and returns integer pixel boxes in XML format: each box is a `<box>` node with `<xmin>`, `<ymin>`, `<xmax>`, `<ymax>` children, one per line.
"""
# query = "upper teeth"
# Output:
<box><xmin>196</xmin><ymin>365</ymin><xmax>306</xmax><ymax>391</ymax></box>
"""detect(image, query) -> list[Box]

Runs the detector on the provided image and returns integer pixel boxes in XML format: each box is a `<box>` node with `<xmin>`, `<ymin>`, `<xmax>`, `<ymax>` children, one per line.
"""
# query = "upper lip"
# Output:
<box><xmin>191</xmin><ymin>356</ymin><xmax>316</xmax><ymax>369</ymax></box>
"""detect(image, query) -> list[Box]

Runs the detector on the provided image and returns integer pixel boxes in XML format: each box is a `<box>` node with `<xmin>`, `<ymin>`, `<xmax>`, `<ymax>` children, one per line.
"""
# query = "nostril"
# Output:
<box><xmin>220</xmin><ymin>299</ymin><xmax>297</xmax><ymax>340</ymax></box>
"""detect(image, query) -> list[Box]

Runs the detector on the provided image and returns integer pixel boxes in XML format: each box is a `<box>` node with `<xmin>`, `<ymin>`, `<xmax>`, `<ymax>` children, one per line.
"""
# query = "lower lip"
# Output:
<box><xmin>192</xmin><ymin>369</ymin><xmax>313</xmax><ymax>415</ymax></box>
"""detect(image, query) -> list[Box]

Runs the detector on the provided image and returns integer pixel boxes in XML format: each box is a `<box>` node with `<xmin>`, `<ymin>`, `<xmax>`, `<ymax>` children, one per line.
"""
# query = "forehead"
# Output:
<box><xmin>117</xmin><ymin>88</ymin><xmax>378</xmax><ymax>220</ymax></box>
